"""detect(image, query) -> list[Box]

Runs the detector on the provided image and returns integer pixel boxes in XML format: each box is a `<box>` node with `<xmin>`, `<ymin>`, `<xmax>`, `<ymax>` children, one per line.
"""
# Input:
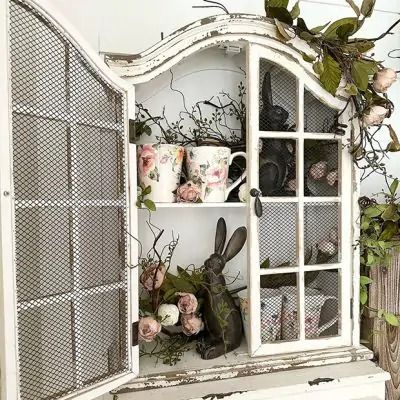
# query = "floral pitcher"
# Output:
<box><xmin>185</xmin><ymin>146</ymin><xmax>247</xmax><ymax>202</ymax></box>
<box><xmin>137</xmin><ymin>144</ymin><xmax>184</xmax><ymax>203</ymax></box>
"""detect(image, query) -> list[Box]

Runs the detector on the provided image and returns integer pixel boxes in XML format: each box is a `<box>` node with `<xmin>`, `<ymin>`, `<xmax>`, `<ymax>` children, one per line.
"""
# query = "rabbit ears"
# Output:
<box><xmin>261</xmin><ymin>71</ymin><xmax>273</xmax><ymax>108</ymax></box>
<box><xmin>214</xmin><ymin>218</ymin><xmax>247</xmax><ymax>262</ymax></box>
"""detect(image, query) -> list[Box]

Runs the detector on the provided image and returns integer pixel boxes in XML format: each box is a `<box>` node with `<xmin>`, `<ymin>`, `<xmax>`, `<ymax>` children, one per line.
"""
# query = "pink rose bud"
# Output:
<box><xmin>373</xmin><ymin>68</ymin><xmax>397</xmax><ymax>93</ymax></box>
<box><xmin>138</xmin><ymin>317</ymin><xmax>161</xmax><ymax>342</ymax></box>
<box><xmin>177</xmin><ymin>292</ymin><xmax>198</xmax><ymax>314</ymax></box>
<box><xmin>362</xmin><ymin>105</ymin><xmax>389</xmax><ymax>127</ymax></box>
<box><xmin>309</xmin><ymin>161</ymin><xmax>328</xmax><ymax>180</ymax></box>
<box><xmin>181</xmin><ymin>313</ymin><xmax>204</xmax><ymax>336</ymax></box>
<box><xmin>326</xmin><ymin>170</ymin><xmax>338</xmax><ymax>186</ymax></box>
<box><xmin>317</xmin><ymin>240</ymin><xmax>337</xmax><ymax>256</ymax></box>
<box><xmin>286</xmin><ymin>179</ymin><xmax>297</xmax><ymax>192</ymax></box>
<box><xmin>140</xmin><ymin>262</ymin><xmax>166</xmax><ymax>291</ymax></box>
<box><xmin>177</xmin><ymin>181</ymin><xmax>201</xmax><ymax>203</ymax></box>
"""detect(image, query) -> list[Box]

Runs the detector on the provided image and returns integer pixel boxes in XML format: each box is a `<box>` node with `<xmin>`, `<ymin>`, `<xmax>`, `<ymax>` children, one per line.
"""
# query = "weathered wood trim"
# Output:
<box><xmin>369</xmin><ymin>246</ymin><xmax>400</xmax><ymax>400</ymax></box>
<box><xmin>104</xmin><ymin>13</ymin><xmax>346</xmax><ymax>110</ymax></box>
<box><xmin>111</xmin><ymin>346</ymin><xmax>373</xmax><ymax>394</ymax></box>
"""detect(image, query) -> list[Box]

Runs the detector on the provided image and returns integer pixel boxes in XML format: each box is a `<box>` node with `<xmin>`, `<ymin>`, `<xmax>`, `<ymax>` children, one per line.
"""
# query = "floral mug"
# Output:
<box><xmin>237</xmin><ymin>288</ymin><xmax>283</xmax><ymax>343</ymax></box>
<box><xmin>185</xmin><ymin>146</ymin><xmax>247</xmax><ymax>202</ymax></box>
<box><xmin>279</xmin><ymin>286</ymin><xmax>338</xmax><ymax>340</ymax></box>
<box><xmin>137</xmin><ymin>144</ymin><xmax>184</xmax><ymax>203</ymax></box>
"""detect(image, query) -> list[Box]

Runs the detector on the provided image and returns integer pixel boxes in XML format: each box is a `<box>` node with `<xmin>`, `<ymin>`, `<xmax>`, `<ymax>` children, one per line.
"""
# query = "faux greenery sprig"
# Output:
<box><xmin>359</xmin><ymin>179</ymin><xmax>400</xmax><ymax>326</ymax></box>
<box><xmin>265</xmin><ymin>0</ymin><xmax>400</xmax><ymax>180</ymax></box>
<box><xmin>136</xmin><ymin>185</ymin><xmax>156</xmax><ymax>211</ymax></box>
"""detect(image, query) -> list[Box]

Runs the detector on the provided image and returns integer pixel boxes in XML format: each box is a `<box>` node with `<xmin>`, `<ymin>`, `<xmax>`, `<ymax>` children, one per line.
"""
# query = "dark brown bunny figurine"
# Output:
<box><xmin>197</xmin><ymin>218</ymin><xmax>247</xmax><ymax>360</ymax></box>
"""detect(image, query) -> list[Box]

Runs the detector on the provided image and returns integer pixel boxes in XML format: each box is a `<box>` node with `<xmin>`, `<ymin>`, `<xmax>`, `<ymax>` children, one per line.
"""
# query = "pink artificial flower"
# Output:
<box><xmin>181</xmin><ymin>313</ymin><xmax>203</xmax><ymax>336</ymax></box>
<box><xmin>362</xmin><ymin>105</ymin><xmax>389</xmax><ymax>127</ymax></box>
<box><xmin>309</xmin><ymin>161</ymin><xmax>328</xmax><ymax>180</ymax></box>
<box><xmin>317</xmin><ymin>240</ymin><xmax>337</xmax><ymax>256</ymax></box>
<box><xmin>177</xmin><ymin>181</ymin><xmax>201</xmax><ymax>202</ymax></box>
<box><xmin>286</xmin><ymin>179</ymin><xmax>297</xmax><ymax>192</ymax></box>
<box><xmin>140</xmin><ymin>262</ymin><xmax>166</xmax><ymax>291</ymax></box>
<box><xmin>326</xmin><ymin>170</ymin><xmax>338</xmax><ymax>186</ymax></box>
<box><xmin>138</xmin><ymin>317</ymin><xmax>161</xmax><ymax>342</ymax></box>
<box><xmin>177</xmin><ymin>292</ymin><xmax>198</xmax><ymax>314</ymax></box>
<box><xmin>373</xmin><ymin>68</ymin><xmax>397</xmax><ymax>93</ymax></box>
<box><xmin>138</xmin><ymin>145</ymin><xmax>156</xmax><ymax>175</ymax></box>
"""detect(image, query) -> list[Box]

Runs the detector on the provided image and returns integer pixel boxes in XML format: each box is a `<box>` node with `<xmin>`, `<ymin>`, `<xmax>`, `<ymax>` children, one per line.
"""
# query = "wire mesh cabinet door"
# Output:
<box><xmin>0</xmin><ymin>0</ymin><xmax>139</xmax><ymax>399</ymax></box>
<box><xmin>246</xmin><ymin>43</ymin><xmax>355</xmax><ymax>356</ymax></box>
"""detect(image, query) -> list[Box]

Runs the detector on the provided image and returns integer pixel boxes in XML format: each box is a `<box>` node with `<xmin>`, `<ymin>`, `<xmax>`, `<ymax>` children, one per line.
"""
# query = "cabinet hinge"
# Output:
<box><xmin>132</xmin><ymin>321</ymin><xmax>139</xmax><ymax>347</ymax></box>
<box><xmin>350</xmin><ymin>298</ymin><xmax>354</xmax><ymax>319</ymax></box>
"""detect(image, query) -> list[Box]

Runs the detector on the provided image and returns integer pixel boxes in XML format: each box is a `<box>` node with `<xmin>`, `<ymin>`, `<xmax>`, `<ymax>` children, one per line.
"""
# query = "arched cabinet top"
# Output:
<box><xmin>105</xmin><ymin>13</ymin><xmax>347</xmax><ymax>110</ymax></box>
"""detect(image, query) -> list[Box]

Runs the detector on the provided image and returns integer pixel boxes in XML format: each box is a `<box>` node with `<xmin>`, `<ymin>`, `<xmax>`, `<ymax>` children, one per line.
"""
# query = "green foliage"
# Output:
<box><xmin>140</xmin><ymin>335</ymin><xmax>193</xmax><ymax>366</ymax></box>
<box><xmin>136</xmin><ymin>185</ymin><xmax>156</xmax><ymax>211</ymax></box>
<box><xmin>360</xmin><ymin>0</ymin><xmax>376</xmax><ymax>18</ymax></box>
<box><xmin>264</xmin><ymin>0</ymin><xmax>400</xmax><ymax>182</ymax></box>
<box><xmin>161</xmin><ymin>266</ymin><xmax>204</xmax><ymax>298</ymax></box>
<box><xmin>360</xmin><ymin>180</ymin><xmax>400</xmax><ymax>326</ymax></box>
<box><xmin>351</xmin><ymin>60</ymin><xmax>378</xmax><ymax>91</ymax></box>
<box><xmin>320</xmin><ymin>55</ymin><xmax>342</xmax><ymax>95</ymax></box>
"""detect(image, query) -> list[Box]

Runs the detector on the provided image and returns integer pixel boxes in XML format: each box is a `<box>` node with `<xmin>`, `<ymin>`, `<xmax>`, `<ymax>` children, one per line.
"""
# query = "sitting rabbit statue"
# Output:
<box><xmin>197</xmin><ymin>218</ymin><xmax>247</xmax><ymax>360</ymax></box>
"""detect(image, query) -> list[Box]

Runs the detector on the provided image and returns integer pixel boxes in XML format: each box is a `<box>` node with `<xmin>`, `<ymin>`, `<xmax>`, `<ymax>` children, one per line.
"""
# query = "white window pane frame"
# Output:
<box><xmin>246</xmin><ymin>43</ymin><xmax>354</xmax><ymax>357</ymax></box>
<box><xmin>0</xmin><ymin>0</ymin><xmax>139</xmax><ymax>399</ymax></box>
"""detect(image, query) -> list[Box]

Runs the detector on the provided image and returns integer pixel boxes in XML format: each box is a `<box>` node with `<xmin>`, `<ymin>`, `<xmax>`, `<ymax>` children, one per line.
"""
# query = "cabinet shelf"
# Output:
<box><xmin>139</xmin><ymin>202</ymin><xmax>247</xmax><ymax>209</ymax></box>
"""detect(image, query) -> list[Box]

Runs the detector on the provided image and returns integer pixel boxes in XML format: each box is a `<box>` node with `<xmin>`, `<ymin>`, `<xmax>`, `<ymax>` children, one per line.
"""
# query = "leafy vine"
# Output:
<box><xmin>266</xmin><ymin>0</ymin><xmax>399</xmax><ymax>180</ymax></box>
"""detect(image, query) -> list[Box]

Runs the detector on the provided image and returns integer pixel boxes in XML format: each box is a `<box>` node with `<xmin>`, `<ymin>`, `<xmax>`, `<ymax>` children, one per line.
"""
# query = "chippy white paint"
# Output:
<box><xmin>114</xmin><ymin>345</ymin><xmax>373</xmax><ymax>392</ymax></box>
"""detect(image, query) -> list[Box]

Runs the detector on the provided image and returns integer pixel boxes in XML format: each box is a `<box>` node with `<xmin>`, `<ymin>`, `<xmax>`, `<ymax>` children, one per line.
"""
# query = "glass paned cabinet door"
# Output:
<box><xmin>1</xmin><ymin>1</ymin><xmax>138</xmax><ymax>399</ymax></box>
<box><xmin>246</xmin><ymin>44</ymin><xmax>353</xmax><ymax>356</ymax></box>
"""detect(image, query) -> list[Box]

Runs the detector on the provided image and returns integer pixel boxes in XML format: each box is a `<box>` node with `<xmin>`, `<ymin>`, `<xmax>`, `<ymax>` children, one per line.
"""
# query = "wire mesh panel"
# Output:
<box><xmin>304</xmin><ymin>88</ymin><xmax>338</xmax><ymax>133</ymax></box>
<box><xmin>259</xmin><ymin>59</ymin><xmax>297</xmax><ymax>131</ymax></box>
<box><xmin>18</xmin><ymin>302</ymin><xmax>76</xmax><ymax>400</ymax></box>
<box><xmin>259</xmin><ymin>138</ymin><xmax>296</xmax><ymax>197</ymax></box>
<box><xmin>260</xmin><ymin>274</ymin><xmax>299</xmax><ymax>342</ymax></box>
<box><xmin>9</xmin><ymin>0</ymin><xmax>129</xmax><ymax>399</ymax></box>
<box><xmin>304</xmin><ymin>140</ymin><xmax>339</xmax><ymax>197</ymax></box>
<box><xmin>305</xmin><ymin>270</ymin><xmax>340</xmax><ymax>339</ymax></box>
<box><xmin>259</xmin><ymin>203</ymin><xmax>298</xmax><ymax>269</ymax></box>
<box><xmin>304</xmin><ymin>203</ymin><xmax>340</xmax><ymax>265</ymax></box>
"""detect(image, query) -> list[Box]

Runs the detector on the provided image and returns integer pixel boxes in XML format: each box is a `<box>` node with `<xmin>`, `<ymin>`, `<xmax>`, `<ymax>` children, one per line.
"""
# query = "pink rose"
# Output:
<box><xmin>138</xmin><ymin>145</ymin><xmax>156</xmax><ymax>175</ymax></box>
<box><xmin>138</xmin><ymin>317</ymin><xmax>161</xmax><ymax>342</ymax></box>
<box><xmin>207</xmin><ymin>165</ymin><xmax>227</xmax><ymax>187</ymax></box>
<box><xmin>177</xmin><ymin>292</ymin><xmax>198</xmax><ymax>314</ymax></box>
<box><xmin>140</xmin><ymin>262</ymin><xmax>166</xmax><ymax>291</ymax></box>
<box><xmin>181</xmin><ymin>314</ymin><xmax>203</xmax><ymax>336</ymax></box>
<box><xmin>373</xmin><ymin>68</ymin><xmax>397</xmax><ymax>93</ymax></box>
<box><xmin>177</xmin><ymin>181</ymin><xmax>201</xmax><ymax>202</ymax></box>
<box><xmin>326</xmin><ymin>170</ymin><xmax>338</xmax><ymax>186</ymax></box>
<box><xmin>309</xmin><ymin>161</ymin><xmax>328</xmax><ymax>180</ymax></box>
<box><xmin>317</xmin><ymin>240</ymin><xmax>336</xmax><ymax>256</ymax></box>
<box><xmin>286</xmin><ymin>179</ymin><xmax>297</xmax><ymax>192</ymax></box>
<box><xmin>362</xmin><ymin>105</ymin><xmax>389</xmax><ymax>127</ymax></box>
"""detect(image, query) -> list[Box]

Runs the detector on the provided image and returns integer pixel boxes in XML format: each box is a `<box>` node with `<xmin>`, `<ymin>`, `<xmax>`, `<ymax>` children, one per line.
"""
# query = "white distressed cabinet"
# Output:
<box><xmin>0</xmin><ymin>1</ymin><xmax>390</xmax><ymax>400</ymax></box>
